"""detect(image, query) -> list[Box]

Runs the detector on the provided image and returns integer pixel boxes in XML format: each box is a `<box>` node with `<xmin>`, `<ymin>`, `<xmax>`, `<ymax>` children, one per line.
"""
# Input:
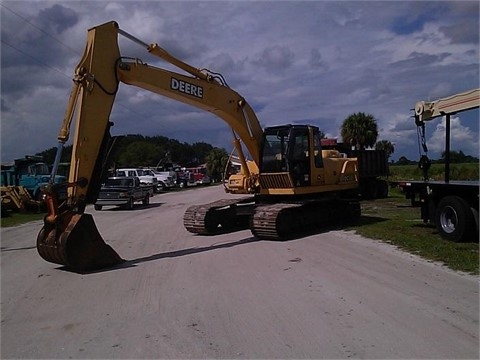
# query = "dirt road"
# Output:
<box><xmin>1</xmin><ymin>185</ymin><xmax>478</xmax><ymax>359</ymax></box>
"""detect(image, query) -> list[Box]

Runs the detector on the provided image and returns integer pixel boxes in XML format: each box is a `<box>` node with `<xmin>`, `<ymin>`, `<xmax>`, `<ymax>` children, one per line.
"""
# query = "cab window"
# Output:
<box><xmin>314</xmin><ymin>132</ymin><xmax>324</xmax><ymax>168</ymax></box>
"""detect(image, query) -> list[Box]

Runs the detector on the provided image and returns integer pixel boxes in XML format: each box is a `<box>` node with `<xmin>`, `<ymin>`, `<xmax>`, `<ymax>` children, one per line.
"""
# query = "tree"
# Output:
<box><xmin>205</xmin><ymin>148</ymin><xmax>229</xmax><ymax>182</ymax></box>
<box><xmin>375</xmin><ymin>140</ymin><xmax>395</xmax><ymax>159</ymax></box>
<box><xmin>396</xmin><ymin>156</ymin><xmax>415</xmax><ymax>165</ymax></box>
<box><xmin>340</xmin><ymin>112</ymin><xmax>378</xmax><ymax>150</ymax></box>
<box><xmin>439</xmin><ymin>150</ymin><xmax>478</xmax><ymax>164</ymax></box>
<box><xmin>36</xmin><ymin>145</ymin><xmax>72</xmax><ymax>164</ymax></box>
<box><xmin>118</xmin><ymin>141</ymin><xmax>162</xmax><ymax>167</ymax></box>
<box><xmin>191</xmin><ymin>142</ymin><xmax>214</xmax><ymax>165</ymax></box>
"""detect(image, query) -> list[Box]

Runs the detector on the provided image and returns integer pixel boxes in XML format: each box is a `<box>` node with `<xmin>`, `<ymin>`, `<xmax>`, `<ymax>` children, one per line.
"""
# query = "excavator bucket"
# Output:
<box><xmin>37</xmin><ymin>212</ymin><xmax>124</xmax><ymax>271</ymax></box>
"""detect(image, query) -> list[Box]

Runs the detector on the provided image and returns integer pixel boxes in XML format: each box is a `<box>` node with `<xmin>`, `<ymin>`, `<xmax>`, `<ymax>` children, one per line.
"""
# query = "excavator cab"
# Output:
<box><xmin>260</xmin><ymin>125</ymin><xmax>317</xmax><ymax>187</ymax></box>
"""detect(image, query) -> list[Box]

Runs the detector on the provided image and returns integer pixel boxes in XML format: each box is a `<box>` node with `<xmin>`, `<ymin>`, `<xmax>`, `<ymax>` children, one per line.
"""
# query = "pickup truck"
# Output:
<box><xmin>94</xmin><ymin>177</ymin><xmax>153</xmax><ymax>210</ymax></box>
<box><xmin>149</xmin><ymin>169</ymin><xmax>176</xmax><ymax>191</ymax></box>
<box><xmin>115</xmin><ymin>168</ymin><xmax>158</xmax><ymax>192</ymax></box>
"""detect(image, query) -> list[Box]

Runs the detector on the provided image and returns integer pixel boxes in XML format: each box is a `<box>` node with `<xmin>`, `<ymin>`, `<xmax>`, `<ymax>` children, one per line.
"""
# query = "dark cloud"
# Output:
<box><xmin>445</xmin><ymin>0</ymin><xmax>480</xmax><ymax>43</ymax></box>
<box><xmin>1</xmin><ymin>98</ymin><xmax>10</xmax><ymax>112</ymax></box>
<box><xmin>440</xmin><ymin>20</ymin><xmax>480</xmax><ymax>45</ymax></box>
<box><xmin>252</xmin><ymin>45</ymin><xmax>295</xmax><ymax>75</ymax></box>
<box><xmin>0</xmin><ymin>1</ymin><xmax>478</xmax><ymax>162</ymax></box>
<box><xmin>391</xmin><ymin>52</ymin><xmax>451</xmax><ymax>68</ymax></box>
<box><xmin>37</xmin><ymin>4</ymin><xmax>78</xmax><ymax>34</ymax></box>
<box><xmin>390</xmin><ymin>2</ymin><xmax>447</xmax><ymax>35</ymax></box>
<box><xmin>309</xmin><ymin>49</ymin><xmax>329</xmax><ymax>71</ymax></box>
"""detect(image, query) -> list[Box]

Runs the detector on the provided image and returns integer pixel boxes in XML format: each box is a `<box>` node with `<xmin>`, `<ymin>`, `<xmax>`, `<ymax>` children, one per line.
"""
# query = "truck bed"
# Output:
<box><xmin>393</xmin><ymin>180</ymin><xmax>479</xmax><ymax>190</ymax></box>
<box><xmin>391</xmin><ymin>179</ymin><xmax>479</xmax><ymax>207</ymax></box>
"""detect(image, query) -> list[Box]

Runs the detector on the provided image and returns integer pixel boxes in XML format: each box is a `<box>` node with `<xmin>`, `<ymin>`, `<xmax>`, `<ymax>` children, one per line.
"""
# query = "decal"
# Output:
<box><xmin>170</xmin><ymin>78</ymin><xmax>203</xmax><ymax>98</ymax></box>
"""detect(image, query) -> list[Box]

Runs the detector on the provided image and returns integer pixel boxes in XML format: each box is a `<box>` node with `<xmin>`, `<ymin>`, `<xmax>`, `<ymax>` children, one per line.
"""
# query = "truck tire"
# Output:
<box><xmin>470</xmin><ymin>207</ymin><xmax>479</xmax><ymax>242</ymax></box>
<box><xmin>360</xmin><ymin>179</ymin><xmax>377</xmax><ymax>199</ymax></box>
<box><xmin>126</xmin><ymin>197</ymin><xmax>134</xmax><ymax>210</ymax></box>
<box><xmin>377</xmin><ymin>180</ymin><xmax>389</xmax><ymax>199</ymax></box>
<box><xmin>158</xmin><ymin>181</ymin><xmax>166</xmax><ymax>191</ymax></box>
<box><xmin>94</xmin><ymin>204</ymin><xmax>102</xmax><ymax>211</ymax></box>
<box><xmin>435</xmin><ymin>196</ymin><xmax>475</xmax><ymax>242</ymax></box>
<box><xmin>35</xmin><ymin>190</ymin><xmax>44</xmax><ymax>202</ymax></box>
<box><xmin>143</xmin><ymin>194</ymin><xmax>150</xmax><ymax>206</ymax></box>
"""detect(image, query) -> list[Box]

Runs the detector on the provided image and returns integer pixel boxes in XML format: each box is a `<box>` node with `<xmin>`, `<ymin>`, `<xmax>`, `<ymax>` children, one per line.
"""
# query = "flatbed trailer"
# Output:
<box><xmin>392</xmin><ymin>180</ymin><xmax>479</xmax><ymax>242</ymax></box>
<box><xmin>392</xmin><ymin>88</ymin><xmax>479</xmax><ymax>243</ymax></box>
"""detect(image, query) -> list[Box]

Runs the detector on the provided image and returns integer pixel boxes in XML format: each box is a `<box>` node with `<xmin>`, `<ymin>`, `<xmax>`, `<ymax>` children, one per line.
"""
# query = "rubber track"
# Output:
<box><xmin>251</xmin><ymin>199</ymin><xmax>361</xmax><ymax>240</ymax></box>
<box><xmin>183</xmin><ymin>197</ymin><xmax>253</xmax><ymax>235</ymax></box>
<box><xmin>250</xmin><ymin>203</ymin><xmax>301</xmax><ymax>240</ymax></box>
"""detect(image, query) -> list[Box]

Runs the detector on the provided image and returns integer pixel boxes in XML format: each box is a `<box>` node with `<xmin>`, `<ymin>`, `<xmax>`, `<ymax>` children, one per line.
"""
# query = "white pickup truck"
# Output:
<box><xmin>115</xmin><ymin>168</ymin><xmax>158</xmax><ymax>192</ymax></box>
<box><xmin>148</xmin><ymin>169</ymin><xmax>176</xmax><ymax>191</ymax></box>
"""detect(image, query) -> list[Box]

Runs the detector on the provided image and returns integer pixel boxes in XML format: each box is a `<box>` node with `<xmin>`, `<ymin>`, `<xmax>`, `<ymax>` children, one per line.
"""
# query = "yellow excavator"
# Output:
<box><xmin>37</xmin><ymin>21</ymin><xmax>360</xmax><ymax>270</ymax></box>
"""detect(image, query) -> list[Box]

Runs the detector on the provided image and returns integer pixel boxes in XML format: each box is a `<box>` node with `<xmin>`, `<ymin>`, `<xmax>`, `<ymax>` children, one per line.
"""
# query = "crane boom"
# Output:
<box><xmin>413</xmin><ymin>88</ymin><xmax>480</xmax><ymax>183</ymax></box>
<box><xmin>414</xmin><ymin>88</ymin><xmax>480</xmax><ymax>124</ymax></box>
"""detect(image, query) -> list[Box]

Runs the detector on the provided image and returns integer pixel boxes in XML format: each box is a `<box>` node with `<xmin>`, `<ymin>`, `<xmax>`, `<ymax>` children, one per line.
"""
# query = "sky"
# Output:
<box><xmin>1</xmin><ymin>0</ymin><xmax>479</xmax><ymax>164</ymax></box>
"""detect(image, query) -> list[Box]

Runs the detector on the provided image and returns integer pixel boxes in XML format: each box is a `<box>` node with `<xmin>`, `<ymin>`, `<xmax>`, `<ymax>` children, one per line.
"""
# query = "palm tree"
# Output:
<box><xmin>375</xmin><ymin>140</ymin><xmax>395</xmax><ymax>159</ymax></box>
<box><xmin>341</xmin><ymin>112</ymin><xmax>378</xmax><ymax>150</ymax></box>
<box><xmin>205</xmin><ymin>147</ymin><xmax>229</xmax><ymax>182</ymax></box>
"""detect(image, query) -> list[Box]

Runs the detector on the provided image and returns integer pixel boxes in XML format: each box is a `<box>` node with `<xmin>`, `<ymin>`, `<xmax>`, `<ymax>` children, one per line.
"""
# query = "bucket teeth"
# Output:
<box><xmin>37</xmin><ymin>213</ymin><xmax>124</xmax><ymax>271</ymax></box>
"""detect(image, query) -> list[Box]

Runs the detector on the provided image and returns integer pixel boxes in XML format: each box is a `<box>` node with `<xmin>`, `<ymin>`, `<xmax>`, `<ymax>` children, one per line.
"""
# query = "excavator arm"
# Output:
<box><xmin>117</xmin><ymin>59</ymin><xmax>263</xmax><ymax>165</ymax></box>
<box><xmin>37</xmin><ymin>21</ymin><xmax>264</xmax><ymax>270</ymax></box>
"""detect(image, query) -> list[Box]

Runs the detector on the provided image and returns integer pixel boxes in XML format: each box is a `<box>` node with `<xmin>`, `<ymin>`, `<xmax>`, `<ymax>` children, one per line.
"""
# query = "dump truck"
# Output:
<box><xmin>321</xmin><ymin>139</ymin><xmax>389</xmax><ymax>199</ymax></box>
<box><xmin>1</xmin><ymin>156</ymin><xmax>66</xmax><ymax>213</ymax></box>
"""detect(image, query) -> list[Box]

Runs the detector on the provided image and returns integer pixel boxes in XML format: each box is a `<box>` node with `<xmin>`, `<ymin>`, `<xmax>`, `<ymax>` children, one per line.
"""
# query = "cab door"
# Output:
<box><xmin>288</xmin><ymin>127</ymin><xmax>311</xmax><ymax>186</ymax></box>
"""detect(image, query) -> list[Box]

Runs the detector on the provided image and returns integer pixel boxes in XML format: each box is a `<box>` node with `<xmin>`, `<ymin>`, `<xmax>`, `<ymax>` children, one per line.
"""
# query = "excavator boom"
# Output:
<box><xmin>37</xmin><ymin>21</ymin><xmax>264</xmax><ymax>270</ymax></box>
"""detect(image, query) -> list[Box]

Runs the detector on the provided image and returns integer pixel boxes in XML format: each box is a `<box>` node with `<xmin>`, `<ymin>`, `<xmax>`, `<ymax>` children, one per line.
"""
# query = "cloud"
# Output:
<box><xmin>37</xmin><ymin>4</ymin><xmax>78</xmax><ymax>34</ymax></box>
<box><xmin>252</xmin><ymin>45</ymin><xmax>295</xmax><ymax>75</ymax></box>
<box><xmin>440</xmin><ymin>2</ymin><xmax>480</xmax><ymax>44</ymax></box>
<box><xmin>427</xmin><ymin>116</ymin><xmax>479</xmax><ymax>156</ymax></box>
<box><xmin>1</xmin><ymin>1</ymin><xmax>478</xmax><ymax>163</ymax></box>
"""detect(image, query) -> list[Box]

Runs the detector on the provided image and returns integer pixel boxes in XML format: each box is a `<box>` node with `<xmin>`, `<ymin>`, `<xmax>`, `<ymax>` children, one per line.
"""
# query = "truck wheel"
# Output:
<box><xmin>435</xmin><ymin>196</ymin><xmax>474</xmax><ymax>242</ymax></box>
<box><xmin>143</xmin><ymin>194</ymin><xmax>150</xmax><ymax>206</ymax></box>
<box><xmin>377</xmin><ymin>180</ymin><xmax>389</xmax><ymax>198</ymax></box>
<box><xmin>470</xmin><ymin>207</ymin><xmax>479</xmax><ymax>242</ymax></box>
<box><xmin>94</xmin><ymin>204</ymin><xmax>102</xmax><ymax>211</ymax></box>
<box><xmin>35</xmin><ymin>191</ymin><xmax>44</xmax><ymax>202</ymax></box>
<box><xmin>360</xmin><ymin>179</ymin><xmax>377</xmax><ymax>199</ymax></box>
<box><xmin>127</xmin><ymin>197</ymin><xmax>134</xmax><ymax>210</ymax></box>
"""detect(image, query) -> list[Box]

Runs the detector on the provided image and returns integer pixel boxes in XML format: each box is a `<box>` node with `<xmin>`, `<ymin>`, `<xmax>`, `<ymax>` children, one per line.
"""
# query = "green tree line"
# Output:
<box><xmin>36</xmin><ymin>134</ymin><xmax>230</xmax><ymax>181</ymax></box>
<box><xmin>36</xmin><ymin>113</ymin><xmax>477</xmax><ymax>180</ymax></box>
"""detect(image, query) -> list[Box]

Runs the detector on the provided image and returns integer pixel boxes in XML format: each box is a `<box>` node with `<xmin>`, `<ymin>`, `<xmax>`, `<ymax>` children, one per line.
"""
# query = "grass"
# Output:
<box><xmin>1</xmin><ymin>211</ymin><xmax>45</xmax><ymax>227</ymax></box>
<box><xmin>349</xmin><ymin>187</ymin><xmax>479</xmax><ymax>275</ymax></box>
<box><xmin>2</xmin><ymin>186</ymin><xmax>478</xmax><ymax>274</ymax></box>
<box><xmin>389</xmin><ymin>162</ymin><xmax>479</xmax><ymax>181</ymax></box>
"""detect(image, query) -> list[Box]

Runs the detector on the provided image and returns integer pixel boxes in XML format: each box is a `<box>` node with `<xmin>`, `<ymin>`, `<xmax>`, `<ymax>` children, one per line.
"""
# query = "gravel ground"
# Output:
<box><xmin>1</xmin><ymin>185</ymin><xmax>478</xmax><ymax>359</ymax></box>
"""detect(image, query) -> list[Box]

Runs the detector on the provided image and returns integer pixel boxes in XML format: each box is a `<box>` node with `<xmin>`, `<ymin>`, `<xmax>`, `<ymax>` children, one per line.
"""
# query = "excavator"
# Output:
<box><xmin>37</xmin><ymin>21</ymin><xmax>360</xmax><ymax>270</ymax></box>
